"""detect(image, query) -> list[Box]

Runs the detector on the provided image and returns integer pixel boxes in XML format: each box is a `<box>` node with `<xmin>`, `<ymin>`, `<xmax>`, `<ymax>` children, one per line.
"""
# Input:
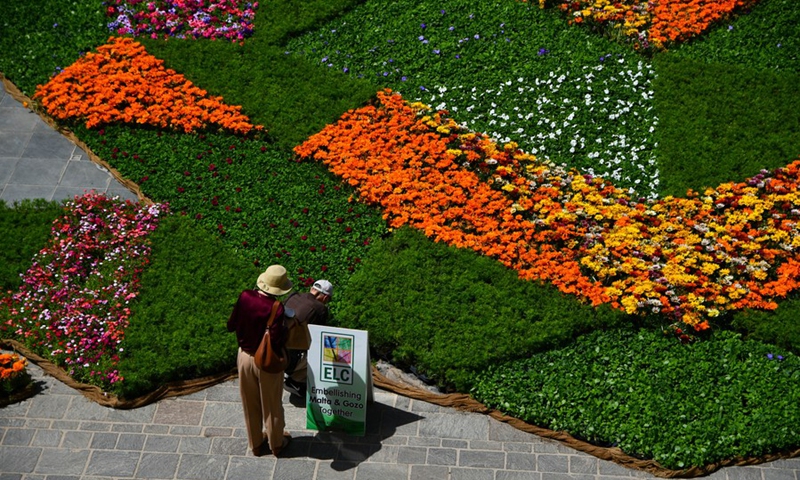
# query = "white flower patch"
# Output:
<box><xmin>414</xmin><ymin>58</ymin><xmax>661</xmax><ymax>198</ymax></box>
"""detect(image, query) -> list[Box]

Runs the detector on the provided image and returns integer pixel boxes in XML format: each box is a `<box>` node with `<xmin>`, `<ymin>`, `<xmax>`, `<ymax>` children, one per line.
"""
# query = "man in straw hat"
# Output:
<box><xmin>227</xmin><ymin>264</ymin><xmax>294</xmax><ymax>456</ymax></box>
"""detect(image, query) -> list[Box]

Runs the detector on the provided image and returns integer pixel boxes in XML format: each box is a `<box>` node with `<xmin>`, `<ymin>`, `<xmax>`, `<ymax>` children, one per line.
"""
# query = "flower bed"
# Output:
<box><xmin>0</xmin><ymin>193</ymin><xmax>167</xmax><ymax>391</ymax></box>
<box><xmin>105</xmin><ymin>0</ymin><xmax>259</xmax><ymax>42</ymax></box>
<box><xmin>0</xmin><ymin>352</ymin><xmax>33</xmax><ymax>405</ymax></box>
<box><xmin>33</xmin><ymin>37</ymin><xmax>262</xmax><ymax>135</ymax></box>
<box><xmin>297</xmin><ymin>90</ymin><xmax>800</xmax><ymax>328</ymax></box>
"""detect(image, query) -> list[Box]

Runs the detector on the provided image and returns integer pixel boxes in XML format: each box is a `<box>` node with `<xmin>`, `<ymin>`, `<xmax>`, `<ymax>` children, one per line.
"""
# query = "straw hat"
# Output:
<box><xmin>256</xmin><ymin>265</ymin><xmax>293</xmax><ymax>296</ymax></box>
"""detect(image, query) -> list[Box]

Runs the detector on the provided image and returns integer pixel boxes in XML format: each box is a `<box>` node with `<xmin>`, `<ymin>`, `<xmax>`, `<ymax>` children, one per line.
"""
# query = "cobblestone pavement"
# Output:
<box><xmin>2</xmin><ymin>362</ymin><xmax>798</xmax><ymax>480</ymax></box>
<box><xmin>2</xmin><ymin>79</ymin><xmax>799</xmax><ymax>480</ymax></box>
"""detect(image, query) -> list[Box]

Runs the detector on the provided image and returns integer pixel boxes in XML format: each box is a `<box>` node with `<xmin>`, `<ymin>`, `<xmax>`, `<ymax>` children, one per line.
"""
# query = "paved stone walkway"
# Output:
<box><xmin>1</xmin><ymin>80</ymin><xmax>799</xmax><ymax>480</ymax></box>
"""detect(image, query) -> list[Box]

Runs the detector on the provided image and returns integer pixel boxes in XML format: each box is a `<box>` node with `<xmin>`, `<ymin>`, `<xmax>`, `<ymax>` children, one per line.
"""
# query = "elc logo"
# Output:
<box><xmin>321</xmin><ymin>333</ymin><xmax>354</xmax><ymax>384</ymax></box>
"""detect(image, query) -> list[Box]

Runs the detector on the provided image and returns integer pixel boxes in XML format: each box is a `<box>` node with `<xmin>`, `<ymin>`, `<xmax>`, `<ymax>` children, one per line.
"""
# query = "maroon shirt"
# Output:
<box><xmin>227</xmin><ymin>290</ymin><xmax>288</xmax><ymax>354</ymax></box>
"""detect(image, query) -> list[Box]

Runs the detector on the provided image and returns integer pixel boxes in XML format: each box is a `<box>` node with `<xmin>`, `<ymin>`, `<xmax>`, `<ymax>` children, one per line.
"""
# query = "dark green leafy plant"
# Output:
<box><xmin>731</xmin><ymin>295</ymin><xmax>800</xmax><ymax>355</ymax></box>
<box><xmin>472</xmin><ymin>328</ymin><xmax>800</xmax><ymax>469</ymax></box>
<box><xmin>0</xmin><ymin>199</ymin><xmax>64</xmax><ymax>292</ymax></box>
<box><xmin>115</xmin><ymin>213</ymin><xmax>258</xmax><ymax>399</ymax></box>
<box><xmin>652</xmin><ymin>54</ymin><xmax>800</xmax><ymax>196</ymax></box>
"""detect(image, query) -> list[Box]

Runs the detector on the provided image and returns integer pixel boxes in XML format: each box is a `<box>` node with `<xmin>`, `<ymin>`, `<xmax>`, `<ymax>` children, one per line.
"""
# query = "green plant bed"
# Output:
<box><xmin>652</xmin><ymin>54</ymin><xmax>800</xmax><ymax>197</ymax></box>
<box><xmin>472</xmin><ymin>328</ymin><xmax>800</xmax><ymax>469</ymax></box>
<box><xmin>334</xmin><ymin>227</ymin><xmax>631</xmax><ymax>392</ymax></box>
<box><xmin>115</xmin><ymin>213</ymin><xmax>259</xmax><ymax>399</ymax></box>
<box><xmin>0</xmin><ymin>199</ymin><xmax>64</xmax><ymax>293</ymax></box>
<box><xmin>731</xmin><ymin>295</ymin><xmax>800</xmax><ymax>356</ymax></box>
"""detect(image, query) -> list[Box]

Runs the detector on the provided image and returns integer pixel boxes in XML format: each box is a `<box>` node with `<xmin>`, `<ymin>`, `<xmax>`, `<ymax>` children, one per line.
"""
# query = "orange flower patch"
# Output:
<box><xmin>34</xmin><ymin>37</ymin><xmax>262</xmax><ymax>135</ymax></box>
<box><xmin>297</xmin><ymin>90</ymin><xmax>800</xmax><ymax>328</ymax></box>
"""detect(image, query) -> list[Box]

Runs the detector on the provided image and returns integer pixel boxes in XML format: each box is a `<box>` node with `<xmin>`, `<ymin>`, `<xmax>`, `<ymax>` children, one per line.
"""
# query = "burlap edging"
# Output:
<box><xmin>3</xmin><ymin>74</ymin><xmax>799</xmax><ymax>476</ymax></box>
<box><xmin>1</xmin><ymin>339</ymin><xmax>237</xmax><ymax>409</ymax></box>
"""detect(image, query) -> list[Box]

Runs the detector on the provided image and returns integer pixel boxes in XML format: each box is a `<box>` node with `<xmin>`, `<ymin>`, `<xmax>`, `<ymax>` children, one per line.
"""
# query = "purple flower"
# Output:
<box><xmin>389</xmin><ymin>58</ymin><xmax>394</xmax><ymax>63</ymax></box>
<box><xmin>401</xmin><ymin>76</ymin><xmax>407</xmax><ymax>82</ymax></box>
<box><xmin>538</xmin><ymin>48</ymin><xmax>549</xmax><ymax>56</ymax></box>
<box><xmin>449</xmin><ymin>26</ymin><xmax>455</xmax><ymax>31</ymax></box>
<box><xmin>343</xmin><ymin>67</ymin><xmax>349</xmax><ymax>73</ymax></box>
<box><xmin>382</xmin><ymin>71</ymin><xmax>389</xmax><ymax>76</ymax></box>
<box><xmin>728</xmin><ymin>25</ymin><xmax>733</xmax><ymax>30</ymax></box>
<box><xmin>321</xmin><ymin>56</ymin><xmax>328</xmax><ymax>63</ymax></box>
<box><xmin>778</xmin><ymin>355</ymin><xmax>785</xmax><ymax>361</ymax></box>
<box><xmin>767</xmin><ymin>353</ymin><xmax>774</xmax><ymax>360</ymax></box>
<box><xmin>433</xmin><ymin>49</ymin><xmax>440</xmax><ymax>54</ymax></box>
<box><xmin>474</xmin><ymin>34</ymin><xmax>480</xmax><ymax>39</ymax></box>
<box><xmin>421</xmin><ymin>23</ymin><xmax>426</xmax><ymax>29</ymax></box>
<box><xmin>418</xmin><ymin>35</ymin><xmax>425</xmax><ymax>41</ymax></box>
<box><xmin>441</xmin><ymin>9</ymin><xmax>446</xmax><ymax>14</ymax></box>
<box><xmin>420</xmin><ymin>86</ymin><xmax>426</xmax><ymax>91</ymax></box>
<box><xmin>455</xmin><ymin>54</ymin><xmax>461</xmax><ymax>59</ymax></box>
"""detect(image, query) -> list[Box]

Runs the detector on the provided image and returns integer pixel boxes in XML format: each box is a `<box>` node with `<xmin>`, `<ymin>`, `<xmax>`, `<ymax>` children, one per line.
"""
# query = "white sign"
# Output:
<box><xmin>306</xmin><ymin>325</ymin><xmax>372</xmax><ymax>436</ymax></box>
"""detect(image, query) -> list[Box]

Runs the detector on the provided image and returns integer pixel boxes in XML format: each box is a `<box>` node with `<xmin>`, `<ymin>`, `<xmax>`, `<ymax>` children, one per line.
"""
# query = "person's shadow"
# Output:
<box><xmin>279</xmin><ymin>376</ymin><xmax>426</xmax><ymax>471</ymax></box>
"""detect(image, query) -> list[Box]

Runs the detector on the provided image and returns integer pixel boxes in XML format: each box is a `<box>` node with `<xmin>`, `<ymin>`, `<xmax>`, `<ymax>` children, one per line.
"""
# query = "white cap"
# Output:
<box><xmin>312</xmin><ymin>279</ymin><xmax>333</xmax><ymax>296</ymax></box>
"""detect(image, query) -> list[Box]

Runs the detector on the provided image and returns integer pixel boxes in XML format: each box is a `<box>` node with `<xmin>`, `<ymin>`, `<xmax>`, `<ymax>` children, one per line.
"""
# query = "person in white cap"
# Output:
<box><xmin>283</xmin><ymin>279</ymin><xmax>333</xmax><ymax>398</ymax></box>
<box><xmin>227</xmin><ymin>264</ymin><xmax>294</xmax><ymax>457</ymax></box>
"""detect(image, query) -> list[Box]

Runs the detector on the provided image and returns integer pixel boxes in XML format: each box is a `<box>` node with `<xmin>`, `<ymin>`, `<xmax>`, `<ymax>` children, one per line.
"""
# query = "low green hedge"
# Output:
<box><xmin>115</xmin><ymin>213</ymin><xmax>258</xmax><ymax>399</ymax></box>
<box><xmin>472</xmin><ymin>328</ymin><xmax>800</xmax><ymax>469</ymax></box>
<box><xmin>0</xmin><ymin>199</ymin><xmax>64</xmax><ymax>292</ymax></box>
<box><xmin>334</xmin><ymin>227</ymin><xmax>630</xmax><ymax>391</ymax></box>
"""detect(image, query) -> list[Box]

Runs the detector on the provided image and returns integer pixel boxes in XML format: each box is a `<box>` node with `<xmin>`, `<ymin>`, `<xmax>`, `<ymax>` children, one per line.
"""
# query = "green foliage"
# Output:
<box><xmin>286</xmin><ymin>0</ymin><xmax>661</xmax><ymax>197</ymax></box>
<box><xmin>670</xmin><ymin>0</ymin><xmax>800</xmax><ymax>73</ymax></box>
<box><xmin>115</xmin><ymin>213</ymin><xmax>258</xmax><ymax>399</ymax></box>
<box><xmin>248</xmin><ymin>0</ymin><xmax>367</xmax><ymax>45</ymax></box>
<box><xmin>0</xmin><ymin>0</ymin><xmax>108</xmax><ymax>96</ymax></box>
<box><xmin>652</xmin><ymin>54</ymin><xmax>800</xmax><ymax>197</ymax></box>
<box><xmin>72</xmin><ymin>124</ymin><xmax>386</xmax><ymax>290</ymax></box>
<box><xmin>0</xmin><ymin>199</ymin><xmax>64</xmax><ymax>292</ymax></box>
<box><xmin>472</xmin><ymin>328</ymin><xmax>800</xmax><ymax>469</ymax></box>
<box><xmin>731</xmin><ymin>295</ymin><xmax>800</xmax><ymax>355</ymax></box>
<box><xmin>334</xmin><ymin>227</ymin><xmax>629</xmax><ymax>391</ymax></box>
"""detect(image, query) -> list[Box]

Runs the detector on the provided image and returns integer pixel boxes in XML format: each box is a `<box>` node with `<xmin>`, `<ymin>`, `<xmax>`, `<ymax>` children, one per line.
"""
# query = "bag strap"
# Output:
<box><xmin>266</xmin><ymin>300</ymin><xmax>281</xmax><ymax>327</ymax></box>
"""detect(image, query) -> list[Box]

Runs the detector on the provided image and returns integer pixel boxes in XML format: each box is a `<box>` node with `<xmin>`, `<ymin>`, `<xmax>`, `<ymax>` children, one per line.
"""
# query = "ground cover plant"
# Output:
<box><xmin>1</xmin><ymin>0</ymin><xmax>799</xmax><ymax>470</ymax></box>
<box><xmin>472</xmin><ymin>328</ymin><xmax>800</xmax><ymax>469</ymax></box>
<box><xmin>0</xmin><ymin>199</ymin><xmax>64</xmax><ymax>292</ymax></box>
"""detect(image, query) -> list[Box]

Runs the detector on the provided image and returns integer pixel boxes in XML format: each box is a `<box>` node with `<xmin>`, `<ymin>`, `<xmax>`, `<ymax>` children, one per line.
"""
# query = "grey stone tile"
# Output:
<box><xmin>179</xmin><ymin>436</ymin><xmax>212</xmax><ymax>454</ymax></box>
<box><xmin>52</xmin><ymin>186</ymin><xmax>101</xmax><ymax>203</ymax></box>
<box><xmin>426</xmin><ymin>447</ymin><xmax>457</xmax><ymax>466</ymax></box>
<box><xmin>106</xmin><ymin>186</ymin><xmax>139</xmax><ymax>203</ymax></box>
<box><xmin>79</xmin><ymin>421</ymin><xmax>111</xmax><ymax>432</ymax></box>
<box><xmin>0</xmin><ymin>133</ymin><xmax>30</xmax><ymax>157</ymax></box>
<box><xmin>0</xmin><ymin>110</ymin><xmax>39</xmax><ymax>131</ymax></box>
<box><xmin>0</xmin><ymin>474</ymin><xmax>23</xmax><ymax>480</ymax></box>
<box><xmin>23</xmin><ymin>420</ymin><xmax>51</xmax><ymax>429</ymax></box>
<box><xmin>50</xmin><ymin>420</ymin><xmax>80</xmax><ymax>431</ymax></box>
<box><xmin>495</xmin><ymin>472</ymin><xmax>544</xmax><ymax>480</ymax></box>
<box><xmin>201</xmin><ymin>403</ymin><xmax>243</xmax><ymax>428</ymax></box>
<box><xmin>90</xmin><ymin>432</ymin><xmax>119</xmax><ymax>449</ymax></box>
<box><xmin>205</xmin><ymin>386</ymin><xmax>240</xmax><ymax>403</ymax></box>
<box><xmin>381</xmin><ymin>435</ymin><xmax>408</xmax><ymax>446</ymax></box>
<box><xmin>354</xmin><ymin>463</ymin><xmax>408</xmax><ymax>480</ymax></box>
<box><xmin>506</xmin><ymin>452</ymin><xmax>536</xmax><ymax>471</ymax></box>
<box><xmin>203</xmin><ymin>427</ymin><xmax>233</xmax><ymax>437</ymax></box>
<box><xmin>727</xmin><ymin>467</ymin><xmax>767</xmax><ymax>480</ymax></box>
<box><xmin>135</xmin><ymin>452</ymin><xmax>180</xmax><ymax>479</ymax></box>
<box><xmin>210</xmin><ymin>437</ymin><xmax>247</xmax><ymax>456</ymax></box>
<box><xmin>597</xmin><ymin>459</ymin><xmax>636</xmax><ymax>476</ymax></box>
<box><xmin>538</xmin><ymin>453</ymin><xmax>570</xmax><ymax>473</ymax></box>
<box><xmin>117</xmin><ymin>433</ymin><xmax>146</xmax><ymax>451</ymax></box>
<box><xmin>502</xmin><ymin>442</ymin><xmax>531</xmax><ymax>453</ymax></box>
<box><xmin>762</xmin><ymin>469</ymin><xmax>797</xmax><ymax>480</ymax></box>
<box><xmin>0</xmin><ymin>446</ymin><xmax>41</xmax><ymax>473</ymax></box>
<box><xmin>307</xmin><ymin>440</ymin><xmax>340</xmax><ymax>460</ymax></box>
<box><xmin>366</xmin><ymin>444</ymin><xmax>398</xmax><ymax>463</ymax></box>
<box><xmin>272</xmin><ymin>459</ymin><xmax>317</xmax><ymax>479</ymax></box>
<box><xmin>225</xmin><ymin>456</ymin><xmax>276</xmax><ymax>479</ymax></box>
<box><xmin>397</xmin><ymin>446</ymin><xmax>427</xmax><ymax>464</ymax></box>
<box><xmin>154</xmin><ymin>400</ymin><xmax>204</xmax><ymax>425</ymax></box>
<box><xmin>112</xmin><ymin>423</ymin><xmax>145</xmax><ymax>433</ymax></box>
<box><xmin>569</xmin><ymin>454</ymin><xmax>598</xmax><ymax>474</ymax></box>
<box><xmin>31</xmin><ymin>430</ymin><xmax>61</xmax><ymax>448</ymax></box>
<box><xmin>85</xmin><ymin>450</ymin><xmax>140</xmax><ymax>477</ymax></box>
<box><xmin>469</xmin><ymin>440</ymin><xmax>503</xmax><ymax>451</ymax></box>
<box><xmin>418</xmin><ymin>413</ymin><xmax>489</xmax><ymax>441</ymax></box>
<box><xmin>769</xmin><ymin>459</ymin><xmax>800</xmax><ymax>469</ymax></box>
<box><xmin>21</xmin><ymin>128</ymin><xmax>75</xmax><ymax>160</ymax></box>
<box><xmin>458</xmin><ymin>450</ymin><xmax>505</xmax><ymax>469</ymax></box>
<box><xmin>170</xmin><ymin>426</ymin><xmax>203</xmax><ymax>436</ymax></box>
<box><xmin>313</xmin><ymin>461</ymin><xmax>356</xmax><ymax>480</ymax></box>
<box><xmin>144</xmin><ymin>435</ymin><xmax>181</xmax><ymax>453</ymax></box>
<box><xmin>410</xmin><ymin>465</ymin><xmax>450</xmax><ymax>480</ymax></box>
<box><xmin>442</xmin><ymin>439</ymin><xmax>469</xmax><ymax>449</ymax></box>
<box><xmin>61</xmin><ymin>431</ymin><xmax>92</xmax><ymax>449</ymax></box>
<box><xmin>450</xmin><ymin>467</ymin><xmax>494</xmax><ymax>480</ymax></box>
<box><xmin>144</xmin><ymin>424</ymin><xmax>170</xmax><ymax>434</ymax></box>
<box><xmin>34</xmin><ymin>448</ymin><xmax>88</xmax><ymax>474</ymax></box>
<box><xmin>176</xmin><ymin>454</ymin><xmax>230</xmax><ymax>480</ymax></box>
<box><xmin>106</xmin><ymin>406</ymin><xmax>156</xmax><ymax>424</ymax></box>
<box><xmin>337</xmin><ymin>443</ymin><xmax>374</xmax><ymax>463</ymax></box>
<box><xmin>532</xmin><ymin>440</ymin><xmax>573</xmax><ymax>454</ymax></box>
<box><xmin>409</xmin><ymin>400</ymin><xmax>442</xmax><ymax>413</ymax></box>
<box><xmin>2</xmin><ymin>428</ymin><xmax>35</xmax><ymax>446</ymax></box>
<box><xmin>0</xmin><ymin>157</ymin><xmax>18</xmax><ymax>183</ymax></box>
<box><xmin>407</xmin><ymin>436</ymin><xmax>439</xmax><ymax>447</ymax></box>
<box><xmin>26</xmin><ymin>396</ymin><xmax>72</xmax><ymax>420</ymax></box>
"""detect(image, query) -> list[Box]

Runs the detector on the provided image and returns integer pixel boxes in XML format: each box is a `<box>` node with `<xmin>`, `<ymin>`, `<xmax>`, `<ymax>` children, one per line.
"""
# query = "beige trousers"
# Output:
<box><xmin>237</xmin><ymin>348</ymin><xmax>285</xmax><ymax>452</ymax></box>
